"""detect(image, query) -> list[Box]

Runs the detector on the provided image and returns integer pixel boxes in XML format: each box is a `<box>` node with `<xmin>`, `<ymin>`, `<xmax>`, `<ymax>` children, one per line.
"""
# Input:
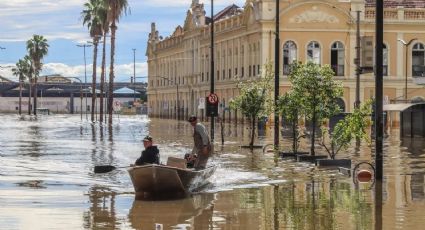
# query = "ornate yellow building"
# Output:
<box><xmin>146</xmin><ymin>0</ymin><xmax>425</xmax><ymax>122</ymax></box>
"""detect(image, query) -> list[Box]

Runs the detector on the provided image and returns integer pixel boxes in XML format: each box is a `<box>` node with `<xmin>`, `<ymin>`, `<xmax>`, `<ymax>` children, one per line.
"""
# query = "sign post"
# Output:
<box><xmin>206</xmin><ymin>93</ymin><xmax>218</xmax><ymax>117</ymax></box>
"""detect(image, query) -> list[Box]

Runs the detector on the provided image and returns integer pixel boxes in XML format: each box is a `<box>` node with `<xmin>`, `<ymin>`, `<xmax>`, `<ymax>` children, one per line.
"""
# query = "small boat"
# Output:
<box><xmin>127</xmin><ymin>157</ymin><xmax>216</xmax><ymax>199</ymax></box>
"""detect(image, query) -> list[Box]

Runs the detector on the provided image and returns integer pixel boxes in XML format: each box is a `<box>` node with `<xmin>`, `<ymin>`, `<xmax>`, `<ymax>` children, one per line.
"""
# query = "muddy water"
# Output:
<box><xmin>0</xmin><ymin>114</ymin><xmax>424</xmax><ymax>229</ymax></box>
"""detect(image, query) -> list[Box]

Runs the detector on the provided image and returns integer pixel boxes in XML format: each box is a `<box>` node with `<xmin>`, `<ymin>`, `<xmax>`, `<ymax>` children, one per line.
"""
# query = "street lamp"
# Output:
<box><xmin>77</xmin><ymin>43</ymin><xmax>92</xmax><ymax>120</ymax></box>
<box><xmin>158</xmin><ymin>76</ymin><xmax>179</xmax><ymax>120</ymax></box>
<box><xmin>398</xmin><ymin>38</ymin><xmax>417</xmax><ymax>101</ymax></box>
<box><xmin>132</xmin><ymin>48</ymin><xmax>136</xmax><ymax>102</ymax></box>
<box><xmin>274</xmin><ymin>0</ymin><xmax>280</xmax><ymax>150</ymax></box>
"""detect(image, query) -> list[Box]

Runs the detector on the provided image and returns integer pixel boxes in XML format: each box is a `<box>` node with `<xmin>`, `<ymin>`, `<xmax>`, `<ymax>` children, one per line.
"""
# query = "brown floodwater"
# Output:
<box><xmin>0</xmin><ymin>114</ymin><xmax>424</xmax><ymax>230</ymax></box>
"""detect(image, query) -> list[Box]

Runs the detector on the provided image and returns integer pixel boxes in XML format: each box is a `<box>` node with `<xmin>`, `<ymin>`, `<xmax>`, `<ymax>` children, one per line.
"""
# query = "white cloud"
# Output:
<box><xmin>0</xmin><ymin>61</ymin><xmax>148</xmax><ymax>83</ymax></box>
<box><xmin>139</xmin><ymin>0</ymin><xmax>245</xmax><ymax>8</ymax></box>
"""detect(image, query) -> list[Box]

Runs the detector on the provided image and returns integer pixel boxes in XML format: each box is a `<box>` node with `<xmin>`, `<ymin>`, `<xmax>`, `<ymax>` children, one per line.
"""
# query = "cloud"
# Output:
<box><xmin>41</xmin><ymin>62</ymin><xmax>147</xmax><ymax>82</ymax></box>
<box><xmin>0</xmin><ymin>62</ymin><xmax>147</xmax><ymax>83</ymax></box>
<box><xmin>138</xmin><ymin>0</ymin><xmax>245</xmax><ymax>8</ymax></box>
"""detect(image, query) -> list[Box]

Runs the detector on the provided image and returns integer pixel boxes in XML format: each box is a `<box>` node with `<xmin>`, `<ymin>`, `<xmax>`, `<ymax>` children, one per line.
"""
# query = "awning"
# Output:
<box><xmin>383</xmin><ymin>103</ymin><xmax>415</xmax><ymax>112</ymax></box>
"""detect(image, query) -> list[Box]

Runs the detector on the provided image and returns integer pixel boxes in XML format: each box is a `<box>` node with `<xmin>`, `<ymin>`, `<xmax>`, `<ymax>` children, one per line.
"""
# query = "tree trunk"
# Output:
<box><xmin>311</xmin><ymin>110</ymin><xmax>316</xmax><ymax>156</ymax></box>
<box><xmin>33</xmin><ymin>75</ymin><xmax>37</xmax><ymax>115</ymax></box>
<box><xmin>292</xmin><ymin>117</ymin><xmax>297</xmax><ymax>153</ymax></box>
<box><xmin>91</xmin><ymin>38</ymin><xmax>99</xmax><ymax>122</ymax></box>
<box><xmin>250</xmin><ymin>116</ymin><xmax>256</xmax><ymax>149</ymax></box>
<box><xmin>19</xmin><ymin>81</ymin><xmax>22</xmax><ymax>115</ymax></box>
<box><xmin>99</xmin><ymin>33</ymin><xmax>107</xmax><ymax>123</ymax></box>
<box><xmin>108</xmin><ymin>21</ymin><xmax>117</xmax><ymax>124</ymax></box>
<box><xmin>28</xmin><ymin>78</ymin><xmax>32</xmax><ymax>115</ymax></box>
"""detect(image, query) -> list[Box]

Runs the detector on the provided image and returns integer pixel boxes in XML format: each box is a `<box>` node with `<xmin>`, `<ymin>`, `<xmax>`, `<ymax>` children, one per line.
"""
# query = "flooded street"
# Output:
<box><xmin>1</xmin><ymin>114</ymin><xmax>425</xmax><ymax>229</ymax></box>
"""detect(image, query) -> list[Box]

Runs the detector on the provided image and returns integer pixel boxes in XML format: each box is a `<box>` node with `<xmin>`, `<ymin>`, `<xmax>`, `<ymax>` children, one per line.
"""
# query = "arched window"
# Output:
<box><xmin>307</xmin><ymin>41</ymin><xmax>321</xmax><ymax>64</ymax></box>
<box><xmin>383</xmin><ymin>44</ymin><xmax>388</xmax><ymax>76</ymax></box>
<box><xmin>412</xmin><ymin>43</ymin><xmax>425</xmax><ymax>77</ymax></box>
<box><xmin>283</xmin><ymin>41</ymin><xmax>297</xmax><ymax>75</ymax></box>
<box><xmin>331</xmin><ymin>42</ymin><xmax>344</xmax><ymax>76</ymax></box>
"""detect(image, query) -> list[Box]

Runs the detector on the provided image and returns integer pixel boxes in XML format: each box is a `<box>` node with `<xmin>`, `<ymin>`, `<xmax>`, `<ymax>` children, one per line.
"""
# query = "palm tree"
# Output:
<box><xmin>106</xmin><ymin>0</ymin><xmax>129</xmax><ymax>124</ymax></box>
<box><xmin>82</xmin><ymin>0</ymin><xmax>106</xmax><ymax>122</ymax></box>
<box><xmin>12</xmin><ymin>56</ymin><xmax>31</xmax><ymax>115</ymax></box>
<box><xmin>99</xmin><ymin>8</ymin><xmax>109</xmax><ymax>123</ymax></box>
<box><xmin>26</xmin><ymin>35</ymin><xmax>49</xmax><ymax>115</ymax></box>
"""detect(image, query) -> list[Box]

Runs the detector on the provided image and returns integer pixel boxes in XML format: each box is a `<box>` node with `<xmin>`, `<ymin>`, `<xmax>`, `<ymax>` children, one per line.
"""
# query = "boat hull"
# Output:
<box><xmin>127</xmin><ymin>164</ymin><xmax>216</xmax><ymax>199</ymax></box>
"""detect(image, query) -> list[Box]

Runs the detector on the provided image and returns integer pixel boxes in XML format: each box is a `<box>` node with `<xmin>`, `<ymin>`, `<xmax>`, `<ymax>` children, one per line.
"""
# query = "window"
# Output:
<box><xmin>241</xmin><ymin>67</ymin><xmax>244</xmax><ymax>77</ymax></box>
<box><xmin>207</xmin><ymin>72</ymin><xmax>209</xmax><ymax>82</ymax></box>
<box><xmin>331</xmin><ymin>41</ymin><xmax>345</xmax><ymax>76</ymax></box>
<box><xmin>257</xmin><ymin>65</ymin><xmax>260</xmax><ymax>75</ymax></box>
<box><xmin>223</xmin><ymin>70</ymin><xmax>225</xmax><ymax>80</ymax></box>
<box><xmin>253</xmin><ymin>65</ymin><xmax>256</xmax><ymax>76</ymax></box>
<box><xmin>412</xmin><ymin>43</ymin><xmax>425</xmax><ymax>77</ymax></box>
<box><xmin>229</xmin><ymin>69</ymin><xmax>231</xmax><ymax>79</ymax></box>
<box><xmin>217</xmin><ymin>70</ymin><xmax>220</xmax><ymax>80</ymax></box>
<box><xmin>283</xmin><ymin>41</ymin><xmax>297</xmax><ymax>75</ymax></box>
<box><xmin>201</xmin><ymin>72</ymin><xmax>204</xmax><ymax>82</ymax></box>
<box><xmin>307</xmin><ymin>41</ymin><xmax>321</xmax><ymax>64</ymax></box>
<box><xmin>249</xmin><ymin>65</ymin><xmax>252</xmax><ymax>77</ymax></box>
<box><xmin>235</xmin><ymin>68</ymin><xmax>238</xmax><ymax>76</ymax></box>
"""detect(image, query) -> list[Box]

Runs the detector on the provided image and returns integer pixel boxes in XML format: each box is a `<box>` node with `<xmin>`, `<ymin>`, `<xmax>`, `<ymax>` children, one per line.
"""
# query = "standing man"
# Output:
<box><xmin>134</xmin><ymin>135</ymin><xmax>160</xmax><ymax>165</ymax></box>
<box><xmin>188</xmin><ymin>115</ymin><xmax>211</xmax><ymax>169</ymax></box>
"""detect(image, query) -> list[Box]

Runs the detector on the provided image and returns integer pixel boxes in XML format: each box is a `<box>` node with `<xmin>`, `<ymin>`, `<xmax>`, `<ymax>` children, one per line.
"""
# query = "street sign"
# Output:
<box><xmin>206</xmin><ymin>94</ymin><xmax>219</xmax><ymax>117</ymax></box>
<box><xmin>207</xmin><ymin>93</ymin><xmax>218</xmax><ymax>104</ymax></box>
<box><xmin>198</xmin><ymin>97</ymin><xmax>205</xmax><ymax>109</ymax></box>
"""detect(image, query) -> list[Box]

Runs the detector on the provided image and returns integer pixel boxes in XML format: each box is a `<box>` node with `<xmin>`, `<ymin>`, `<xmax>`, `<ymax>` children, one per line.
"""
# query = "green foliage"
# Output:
<box><xmin>12</xmin><ymin>56</ymin><xmax>32</xmax><ymax>82</ymax></box>
<box><xmin>229</xmin><ymin>63</ymin><xmax>274</xmax><ymax>118</ymax></box>
<box><xmin>289</xmin><ymin>62</ymin><xmax>343</xmax><ymax>121</ymax></box>
<box><xmin>277</xmin><ymin>91</ymin><xmax>305</xmax><ymax>153</ymax></box>
<box><xmin>229</xmin><ymin>63</ymin><xmax>274</xmax><ymax>148</ymax></box>
<box><xmin>321</xmin><ymin>100</ymin><xmax>372</xmax><ymax>159</ymax></box>
<box><xmin>81</xmin><ymin>0</ymin><xmax>107</xmax><ymax>38</ymax></box>
<box><xmin>26</xmin><ymin>34</ymin><xmax>49</xmax><ymax>76</ymax></box>
<box><xmin>289</xmin><ymin>62</ymin><xmax>343</xmax><ymax>155</ymax></box>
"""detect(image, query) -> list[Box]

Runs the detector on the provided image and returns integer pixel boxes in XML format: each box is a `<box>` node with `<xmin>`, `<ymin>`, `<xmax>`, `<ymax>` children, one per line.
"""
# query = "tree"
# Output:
<box><xmin>12</xmin><ymin>56</ymin><xmax>32</xmax><ymax>115</ymax></box>
<box><xmin>98</xmin><ymin>0</ymin><xmax>109</xmax><ymax>123</ymax></box>
<box><xmin>106</xmin><ymin>0</ymin><xmax>129</xmax><ymax>124</ymax></box>
<box><xmin>230</xmin><ymin>63</ymin><xmax>274</xmax><ymax>149</ymax></box>
<box><xmin>277</xmin><ymin>91</ymin><xmax>305</xmax><ymax>154</ymax></box>
<box><xmin>289</xmin><ymin>62</ymin><xmax>343</xmax><ymax>156</ymax></box>
<box><xmin>82</xmin><ymin>0</ymin><xmax>107</xmax><ymax>122</ymax></box>
<box><xmin>26</xmin><ymin>35</ymin><xmax>49</xmax><ymax>115</ymax></box>
<box><xmin>320</xmin><ymin>100</ymin><xmax>372</xmax><ymax>159</ymax></box>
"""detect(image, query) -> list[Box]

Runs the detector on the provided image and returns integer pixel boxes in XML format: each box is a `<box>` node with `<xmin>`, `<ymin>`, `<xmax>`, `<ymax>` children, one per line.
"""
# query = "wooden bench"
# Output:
<box><xmin>166</xmin><ymin>157</ymin><xmax>187</xmax><ymax>169</ymax></box>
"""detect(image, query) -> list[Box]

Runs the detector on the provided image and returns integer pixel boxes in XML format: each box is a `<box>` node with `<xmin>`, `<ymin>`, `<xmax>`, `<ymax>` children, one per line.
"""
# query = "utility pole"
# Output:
<box><xmin>77</xmin><ymin>44</ymin><xmax>92</xmax><ymax>120</ymax></box>
<box><xmin>274</xmin><ymin>0</ymin><xmax>280</xmax><ymax>150</ymax></box>
<box><xmin>375</xmin><ymin>2</ymin><xmax>384</xmax><ymax>229</ymax></box>
<box><xmin>210</xmin><ymin>0</ymin><xmax>215</xmax><ymax>143</ymax></box>
<box><xmin>354</xmin><ymin>10</ymin><xmax>361</xmax><ymax>109</ymax></box>
<box><xmin>133</xmin><ymin>48</ymin><xmax>136</xmax><ymax>103</ymax></box>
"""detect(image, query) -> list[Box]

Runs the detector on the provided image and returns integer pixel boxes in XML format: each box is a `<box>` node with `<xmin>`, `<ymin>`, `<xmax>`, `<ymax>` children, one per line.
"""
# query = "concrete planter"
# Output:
<box><xmin>280</xmin><ymin>151</ymin><xmax>309</xmax><ymax>158</ymax></box>
<box><xmin>316</xmin><ymin>159</ymin><xmax>351</xmax><ymax>168</ymax></box>
<box><xmin>297</xmin><ymin>155</ymin><xmax>327</xmax><ymax>163</ymax></box>
<box><xmin>240</xmin><ymin>145</ymin><xmax>263</xmax><ymax>149</ymax></box>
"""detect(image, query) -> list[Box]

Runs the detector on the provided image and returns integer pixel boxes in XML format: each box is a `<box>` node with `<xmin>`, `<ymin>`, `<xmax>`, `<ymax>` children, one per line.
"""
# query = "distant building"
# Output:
<box><xmin>0</xmin><ymin>76</ymin><xmax>13</xmax><ymax>83</ymax></box>
<box><xmin>147</xmin><ymin>0</ymin><xmax>425</xmax><ymax>125</ymax></box>
<box><xmin>0</xmin><ymin>79</ymin><xmax>147</xmax><ymax>114</ymax></box>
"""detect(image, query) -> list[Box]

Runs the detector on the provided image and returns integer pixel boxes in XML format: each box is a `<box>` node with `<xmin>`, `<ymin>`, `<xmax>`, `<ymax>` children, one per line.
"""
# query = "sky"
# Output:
<box><xmin>0</xmin><ymin>0</ymin><xmax>245</xmax><ymax>83</ymax></box>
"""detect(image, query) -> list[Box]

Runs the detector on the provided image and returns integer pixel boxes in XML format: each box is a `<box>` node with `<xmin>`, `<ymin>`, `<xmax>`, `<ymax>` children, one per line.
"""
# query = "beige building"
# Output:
<box><xmin>146</xmin><ymin>0</ymin><xmax>425</xmax><ymax>123</ymax></box>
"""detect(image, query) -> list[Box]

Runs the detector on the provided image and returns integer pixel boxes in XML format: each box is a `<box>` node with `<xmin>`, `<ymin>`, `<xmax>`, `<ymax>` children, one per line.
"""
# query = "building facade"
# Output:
<box><xmin>146</xmin><ymin>0</ymin><xmax>425</xmax><ymax>122</ymax></box>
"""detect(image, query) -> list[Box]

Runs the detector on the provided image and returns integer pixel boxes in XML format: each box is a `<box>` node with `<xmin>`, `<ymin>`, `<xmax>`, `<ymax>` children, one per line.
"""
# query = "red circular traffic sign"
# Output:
<box><xmin>207</xmin><ymin>93</ymin><xmax>218</xmax><ymax>104</ymax></box>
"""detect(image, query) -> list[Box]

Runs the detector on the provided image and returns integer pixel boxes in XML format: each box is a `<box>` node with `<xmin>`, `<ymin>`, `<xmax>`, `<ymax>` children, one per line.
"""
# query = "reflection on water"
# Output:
<box><xmin>0</xmin><ymin>114</ymin><xmax>425</xmax><ymax>229</ymax></box>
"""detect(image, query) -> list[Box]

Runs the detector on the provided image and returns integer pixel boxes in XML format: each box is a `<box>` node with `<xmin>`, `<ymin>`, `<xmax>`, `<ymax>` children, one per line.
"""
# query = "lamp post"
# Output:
<box><xmin>398</xmin><ymin>38</ymin><xmax>417</xmax><ymax>101</ymax></box>
<box><xmin>210</xmin><ymin>0</ymin><xmax>215</xmax><ymax>143</ymax></box>
<box><xmin>158</xmin><ymin>76</ymin><xmax>179</xmax><ymax>120</ymax></box>
<box><xmin>133</xmin><ymin>48</ymin><xmax>136</xmax><ymax>102</ymax></box>
<box><xmin>274</xmin><ymin>0</ymin><xmax>280</xmax><ymax>150</ymax></box>
<box><xmin>77</xmin><ymin>43</ymin><xmax>92</xmax><ymax>120</ymax></box>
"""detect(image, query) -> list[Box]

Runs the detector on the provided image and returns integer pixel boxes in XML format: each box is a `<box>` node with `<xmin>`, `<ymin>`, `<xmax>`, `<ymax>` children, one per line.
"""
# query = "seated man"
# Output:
<box><xmin>134</xmin><ymin>135</ymin><xmax>160</xmax><ymax>165</ymax></box>
<box><xmin>184</xmin><ymin>153</ymin><xmax>197</xmax><ymax>168</ymax></box>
